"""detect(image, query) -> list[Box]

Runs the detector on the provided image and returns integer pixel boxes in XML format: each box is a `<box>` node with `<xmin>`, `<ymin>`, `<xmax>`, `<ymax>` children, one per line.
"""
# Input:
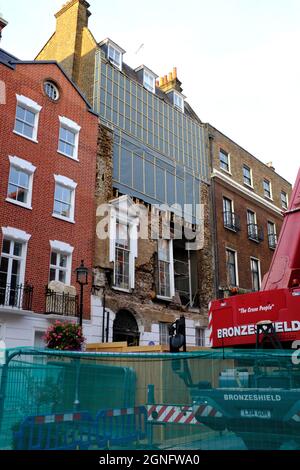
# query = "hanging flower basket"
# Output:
<box><xmin>44</xmin><ymin>321</ymin><xmax>85</xmax><ymax>351</ymax></box>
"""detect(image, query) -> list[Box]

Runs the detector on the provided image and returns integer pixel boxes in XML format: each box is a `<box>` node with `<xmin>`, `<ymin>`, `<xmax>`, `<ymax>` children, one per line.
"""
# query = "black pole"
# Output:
<box><xmin>79</xmin><ymin>283</ymin><xmax>83</xmax><ymax>327</ymax></box>
<box><xmin>102</xmin><ymin>290</ymin><xmax>105</xmax><ymax>343</ymax></box>
<box><xmin>106</xmin><ymin>310</ymin><xmax>110</xmax><ymax>343</ymax></box>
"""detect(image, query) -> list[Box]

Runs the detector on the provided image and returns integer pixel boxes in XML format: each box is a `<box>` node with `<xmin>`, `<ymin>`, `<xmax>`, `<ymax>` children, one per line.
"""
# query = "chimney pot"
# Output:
<box><xmin>173</xmin><ymin>67</ymin><xmax>177</xmax><ymax>79</ymax></box>
<box><xmin>159</xmin><ymin>77</ymin><xmax>164</xmax><ymax>87</ymax></box>
<box><xmin>168</xmin><ymin>72</ymin><xmax>173</xmax><ymax>81</ymax></box>
<box><xmin>164</xmin><ymin>75</ymin><xmax>168</xmax><ymax>84</ymax></box>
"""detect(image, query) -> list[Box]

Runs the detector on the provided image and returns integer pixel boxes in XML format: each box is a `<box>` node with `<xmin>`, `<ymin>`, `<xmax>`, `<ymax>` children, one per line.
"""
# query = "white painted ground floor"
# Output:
<box><xmin>0</xmin><ymin>295</ymin><xmax>210</xmax><ymax>349</ymax></box>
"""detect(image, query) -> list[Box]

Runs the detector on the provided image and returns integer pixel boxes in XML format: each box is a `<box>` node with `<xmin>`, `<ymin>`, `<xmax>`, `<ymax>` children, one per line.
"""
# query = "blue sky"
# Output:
<box><xmin>1</xmin><ymin>0</ymin><xmax>299</xmax><ymax>184</ymax></box>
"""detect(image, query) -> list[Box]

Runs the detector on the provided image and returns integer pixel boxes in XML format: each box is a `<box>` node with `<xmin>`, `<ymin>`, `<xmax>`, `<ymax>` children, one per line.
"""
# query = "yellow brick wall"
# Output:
<box><xmin>36</xmin><ymin>0</ymin><xmax>96</xmax><ymax>101</ymax></box>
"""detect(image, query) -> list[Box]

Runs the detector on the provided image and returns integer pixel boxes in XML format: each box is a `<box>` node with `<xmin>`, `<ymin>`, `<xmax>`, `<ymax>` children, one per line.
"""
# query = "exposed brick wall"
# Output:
<box><xmin>208</xmin><ymin>124</ymin><xmax>292</xmax><ymax>209</ymax></box>
<box><xmin>213</xmin><ymin>167</ymin><xmax>285</xmax><ymax>292</ymax></box>
<box><xmin>0</xmin><ymin>62</ymin><xmax>98</xmax><ymax>317</ymax></box>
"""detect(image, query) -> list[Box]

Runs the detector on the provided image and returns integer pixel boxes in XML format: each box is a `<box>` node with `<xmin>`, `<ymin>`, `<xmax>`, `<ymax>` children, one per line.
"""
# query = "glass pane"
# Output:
<box><xmin>116</xmin><ymin>223</ymin><xmax>129</xmax><ymax>248</ymax></box>
<box><xmin>158</xmin><ymin>240</ymin><xmax>169</xmax><ymax>262</ymax></box>
<box><xmin>24</xmin><ymin>108</ymin><xmax>35</xmax><ymax>125</ymax></box>
<box><xmin>7</xmin><ymin>184</ymin><xmax>18</xmax><ymax>200</ymax></box>
<box><xmin>19</xmin><ymin>171</ymin><xmax>29</xmax><ymax>188</ymax></box>
<box><xmin>11</xmin><ymin>259</ymin><xmax>20</xmax><ymax>276</ymax></box>
<box><xmin>2</xmin><ymin>240</ymin><xmax>10</xmax><ymax>254</ymax></box>
<box><xmin>59</xmin><ymin>255</ymin><xmax>67</xmax><ymax>268</ymax></box>
<box><xmin>9</xmin><ymin>167</ymin><xmax>19</xmax><ymax>185</ymax></box>
<box><xmin>59</xmin><ymin>270</ymin><xmax>66</xmax><ymax>283</ymax></box>
<box><xmin>16</xmin><ymin>105</ymin><xmax>25</xmax><ymax>120</ymax></box>
<box><xmin>54</xmin><ymin>200</ymin><xmax>62</xmax><ymax>215</ymax></box>
<box><xmin>23</xmin><ymin>123</ymin><xmax>34</xmax><ymax>138</ymax></box>
<box><xmin>17</xmin><ymin>188</ymin><xmax>28</xmax><ymax>203</ymax></box>
<box><xmin>13</xmin><ymin>243</ymin><xmax>22</xmax><ymax>257</ymax></box>
<box><xmin>61</xmin><ymin>203</ymin><xmax>70</xmax><ymax>218</ymax></box>
<box><xmin>55</xmin><ymin>185</ymin><xmax>63</xmax><ymax>201</ymax></box>
<box><xmin>145</xmin><ymin>161</ymin><xmax>155</xmax><ymax>197</ymax></box>
<box><xmin>0</xmin><ymin>256</ymin><xmax>9</xmax><ymax>274</ymax></box>
<box><xmin>14</xmin><ymin>120</ymin><xmax>24</xmax><ymax>135</ymax></box>
<box><xmin>64</xmin><ymin>143</ymin><xmax>74</xmax><ymax>157</ymax></box>
<box><xmin>49</xmin><ymin>269</ymin><xmax>56</xmax><ymax>282</ymax></box>
<box><xmin>62</xmin><ymin>187</ymin><xmax>72</xmax><ymax>203</ymax></box>
<box><xmin>50</xmin><ymin>252</ymin><xmax>57</xmax><ymax>266</ymax></box>
<box><xmin>133</xmin><ymin>154</ymin><xmax>144</xmax><ymax>192</ymax></box>
<box><xmin>59</xmin><ymin>127</ymin><xmax>67</xmax><ymax>141</ymax></box>
<box><xmin>65</xmin><ymin>129</ymin><xmax>75</xmax><ymax>144</ymax></box>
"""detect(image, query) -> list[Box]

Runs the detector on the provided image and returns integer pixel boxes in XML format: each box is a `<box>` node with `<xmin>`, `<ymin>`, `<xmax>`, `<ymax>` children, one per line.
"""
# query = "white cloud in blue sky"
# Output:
<box><xmin>1</xmin><ymin>0</ymin><xmax>299</xmax><ymax>184</ymax></box>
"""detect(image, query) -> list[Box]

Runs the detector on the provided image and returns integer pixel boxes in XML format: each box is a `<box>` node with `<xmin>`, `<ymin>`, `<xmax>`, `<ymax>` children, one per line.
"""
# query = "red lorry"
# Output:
<box><xmin>210</xmin><ymin>168</ymin><xmax>300</xmax><ymax>348</ymax></box>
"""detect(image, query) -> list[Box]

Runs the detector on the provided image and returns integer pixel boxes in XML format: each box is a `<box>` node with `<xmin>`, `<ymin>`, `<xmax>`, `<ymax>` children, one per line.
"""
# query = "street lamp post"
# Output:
<box><xmin>75</xmin><ymin>260</ymin><xmax>89</xmax><ymax>327</ymax></box>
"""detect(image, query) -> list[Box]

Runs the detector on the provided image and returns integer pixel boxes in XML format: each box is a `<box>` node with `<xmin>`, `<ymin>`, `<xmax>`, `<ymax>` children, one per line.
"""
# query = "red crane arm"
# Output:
<box><xmin>261</xmin><ymin>168</ymin><xmax>300</xmax><ymax>291</ymax></box>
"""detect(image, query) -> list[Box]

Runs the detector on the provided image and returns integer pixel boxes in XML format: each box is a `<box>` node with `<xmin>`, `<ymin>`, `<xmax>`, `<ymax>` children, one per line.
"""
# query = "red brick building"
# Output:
<box><xmin>208</xmin><ymin>124</ymin><xmax>292</xmax><ymax>298</ymax></box>
<box><xmin>0</xmin><ymin>47</ymin><xmax>98</xmax><ymax>346</ymax></box>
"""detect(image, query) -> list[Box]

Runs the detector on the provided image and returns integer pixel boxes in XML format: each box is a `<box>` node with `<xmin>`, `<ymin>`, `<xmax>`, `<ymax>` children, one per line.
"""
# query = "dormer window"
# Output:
<box><xmin>144</xmin><ymin>70</ymin><xmax>155</xmax><ymax>93</ymax></box>
<box><xmin>108</xmin><ymin>44</ymin><xmax>122</xmax><ymax>69</ymax></box>
<box><xmin>173</xmin><ymin>91</ymin><xmax>184</xmax><ymax>112</ymax></box>
<box><xmin>135</xmin><ymin>65</ymin><xmax>157</xmax><ymax>94</ymax></box>
<box><xmin>99</xmin><ymin>38</ymin><xmax>125</xmax><ymax>71</ymax></box>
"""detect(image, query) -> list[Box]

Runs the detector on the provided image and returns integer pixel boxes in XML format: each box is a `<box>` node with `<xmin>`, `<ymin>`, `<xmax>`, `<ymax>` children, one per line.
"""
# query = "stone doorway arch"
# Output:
<box><xmin>113</xmin><ymin>309</ymin><xmax>140</xmax><ymax>346</ymax></box>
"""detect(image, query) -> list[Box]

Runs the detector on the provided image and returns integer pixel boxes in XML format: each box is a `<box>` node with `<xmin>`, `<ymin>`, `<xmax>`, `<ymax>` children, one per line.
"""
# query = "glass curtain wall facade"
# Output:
<box><xmin>93</xmin><ymin>50</ymin><xmax>209</xmax><ymax>222</ymax></box>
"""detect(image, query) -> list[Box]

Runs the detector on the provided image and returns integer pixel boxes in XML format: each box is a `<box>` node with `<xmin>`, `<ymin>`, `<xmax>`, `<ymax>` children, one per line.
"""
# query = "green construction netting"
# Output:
<box><xmin>0</xmin><ymin>347</ymin><xmax>300</xmax><ymax>450</ymax></box>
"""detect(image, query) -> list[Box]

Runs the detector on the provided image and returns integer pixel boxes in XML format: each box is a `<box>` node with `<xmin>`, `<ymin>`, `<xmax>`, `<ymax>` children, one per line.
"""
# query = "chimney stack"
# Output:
<box><xmin>157</xmin><ymin>67</ymin><xmax>183</xmax><ymax>93</ymax></box>
<box><xmin>0</xmin><ymin>16</ymin><xmax>8</xmax><ymax>42</ymax></box>
<box><xmin>266</xmin><ymin>162</ymin><xmax>275</xmax><ymax>171</ymax></box>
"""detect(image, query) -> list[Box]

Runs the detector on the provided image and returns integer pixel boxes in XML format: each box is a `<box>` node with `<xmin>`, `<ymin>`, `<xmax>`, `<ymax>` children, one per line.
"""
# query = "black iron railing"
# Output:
<box><xmin>247</xmin><ymin>223</ymin><xmax>264</xmax><ymax>242</ymax></box>
<box><xmin>45</xmin><ymin>288</ymin><xmax>79</xmax><ymax>317</ymax></box>
<box><xmin>223</xmin><ymin>211</ymin><xmax>241</xmax><ymax>232</ymax></box>
<box><xmin>0</xmin><ymin>283</ymin><xmax>33</xmax><ymax>310</ymax></box>
<box><xmin>268</xmin><ymin>233</ymin><xmax>277</xmax><ymax>250</ymax></box>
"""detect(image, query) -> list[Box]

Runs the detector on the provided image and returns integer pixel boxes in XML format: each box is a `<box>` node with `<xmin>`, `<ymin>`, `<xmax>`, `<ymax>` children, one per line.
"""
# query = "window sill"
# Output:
<box><xmin>6</xmin><ymin>198</ymin><xmax>32</xmax><ymax>210</ymax></box>
<box><xmin>13</xmin><ymin>130</ymin><xmax>38</xmax><ymax>144</ymax></box>
<box><xmin>52</xmin><ymin>213</ymin><xmax>75</xmax><ymax>224</ymax></box>
<box><xmin>57</xmin><ymin>150</ymin><xmax>79</xmax><ymax>162</ymax></box>
<box><xmin>157</xmin><ymin>295</ymin><xmax>172</xmax><ymax>302</ymax></box>
<box><xmin>220</xmin><ymin>168</ymin><xmax>232</xmax><ymax>176</ymax></box>
<box><xmin>244</xmin><ymin>182</ymin><xmax>254</xmax><ymax>190</ymax></box>
<box><xmin>248</xmin><ymin>236</ymin><xmax>260</xmax><ymax>244</ymax></box>
<box><xmin>264</xmin><ymin>195</ymin><xmax>273</xmax><ymax>202</ymax></box>
<box><xmin>224</xmin><ymin>225</ymin><xmax>238</xmax><ymax>233</ymax></box>
<box><xmin>112</xmin><ymin>286</ymin><xmax>131</xmax><ymax>293</ymax></box>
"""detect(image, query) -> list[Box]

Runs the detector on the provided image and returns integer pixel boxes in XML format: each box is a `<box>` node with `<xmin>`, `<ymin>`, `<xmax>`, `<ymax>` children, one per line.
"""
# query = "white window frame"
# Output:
<box><xmin>263</xmin><ymin>178</ymin><xmax>273</xmax><ymax>200</ymax></box>
<box><xmin>157</xmin><ymin>239</ymin><xmax>175</xmax><ymax>301</ymax></box>
<box><xmin>53</xmin><ymin>175</ymin><xmax>77</xmax><ymax>224</ymax></box>
<box><xmin>58</xmin><ymin>116</ymin><xmax>81</xmax><ymax>161</ymax></box>
<box><xmin>243</xmin><ymin>164</ymin><xmax>253</xmax><ymax>187</ymax></box>
<box><xmin>143</xmin><ymin>70</ymin><xmax>156</xmax><ymax>94</ymax></box>
<box><xmin>173</xmin><ymin>91</ymin><xmax>184</xmax><ymax>113</ymax></box>
<box><xmin>247</xmin><ymin>209</ymin><xmax>258</xmax><ymax>241</ymax></box>
<box><xmin>6</xmin><ymin>156</ymin><xmax>36</xmax><ymax>210</ymax></box>
<box><xmin>226</xmin><ymin>247</ymin><xmax>239</xmax><ymax>287</ymax></box>
<box><xmin>1</xmin><ymin>227</ymin><xmax>31</xmax><ymax>294</ymax></box>
<box><xmin>250</xmin><ymin>257</ymin><xmax>261</xmax><ymax>292</ymax></box>
<box><xmin>223</xmin><ymin>197</ymin><xmax>236</xmax><ymax>231</ymax></box>
<box><xmin>108</xmin><ymin>43</ymin><xmax>123</xmax><ymax>70</ymax></box>
<box><xmin>109</xmin><ymin>197</ymin><xmax>139</xmax><ymax>291</ymax></box>
<box><xmin>195</xmin><ymin>327</ymin><xmax>206</xmax><ymax>347</ymax></box>
<box><xmin>219</xmin><ymin>149</ymin><xmax>231</xmax><ymax>174</ymax></box>
<box><xmin>159</xmin><ymin>322</ymin><xmax>172</xmax><ymax>346</ymax></box>
<box><xmin>49</xmin><ymin>240</ymin><xmax>74</xmax><ymax>286</ymax></box>
<box><xmin>14</xmin><ymin>94</ymin><xmax>42</xmax><ymax>143</ymax></box>
<box><xmin>267</xmin><ymin>221</ymin><xmax>277</xmax><ymax>250</ymax></box>
<box><xmin>280</xmin><ymin>191</ymin><xmax>288</xmax><ymax>210</ymax></box>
